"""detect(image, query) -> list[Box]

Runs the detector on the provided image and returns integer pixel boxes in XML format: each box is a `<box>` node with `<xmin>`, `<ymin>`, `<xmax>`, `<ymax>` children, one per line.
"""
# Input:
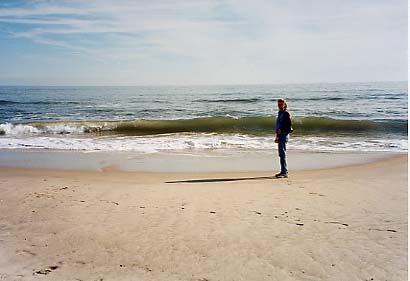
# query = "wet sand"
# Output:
<box><xmin>0</xmin><ymin>149</ymin><xmax>398</xmax><ymax>172</ymax></box>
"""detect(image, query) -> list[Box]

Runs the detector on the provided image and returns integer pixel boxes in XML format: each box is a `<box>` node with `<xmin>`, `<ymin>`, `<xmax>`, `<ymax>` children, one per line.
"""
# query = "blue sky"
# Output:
<box><xmin>0</xmin><ymin>0</ymin><xmax>407</xmax><ymax>85</ymax></box>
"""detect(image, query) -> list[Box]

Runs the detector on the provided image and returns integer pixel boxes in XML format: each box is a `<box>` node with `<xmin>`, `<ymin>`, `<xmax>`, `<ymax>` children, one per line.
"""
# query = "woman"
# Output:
<box><xmin>275</xmin><ymin>98</ymin><xmax>292</xmax><ymax>178</ymax></box>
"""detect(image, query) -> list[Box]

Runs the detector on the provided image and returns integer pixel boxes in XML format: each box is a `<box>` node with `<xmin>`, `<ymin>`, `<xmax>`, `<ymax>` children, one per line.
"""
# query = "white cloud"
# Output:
<box><xmin>0</xmin><ymin>0</ymin><xmax>406</xmax><ymax>85</ymax></box>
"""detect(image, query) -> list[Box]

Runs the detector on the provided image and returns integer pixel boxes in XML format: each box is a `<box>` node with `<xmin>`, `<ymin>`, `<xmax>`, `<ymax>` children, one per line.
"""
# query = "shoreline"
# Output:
<box><xmin>0</xmin><ymin>148</ymin><xmax>405</xmax><ymax>173</ymax></box>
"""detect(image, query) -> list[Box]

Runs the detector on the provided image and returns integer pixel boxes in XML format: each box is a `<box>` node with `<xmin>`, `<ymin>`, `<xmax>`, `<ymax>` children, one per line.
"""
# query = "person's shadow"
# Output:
<box><xmin>165</xmin><ymin>176</ymin><xmax>277</xmax><ymax>184</ymax></box>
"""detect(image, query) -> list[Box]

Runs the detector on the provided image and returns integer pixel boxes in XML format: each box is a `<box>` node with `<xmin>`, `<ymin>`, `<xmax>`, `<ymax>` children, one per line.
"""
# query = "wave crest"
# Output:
<box><xmin>0</xmin><ymin>116</ymin><xmax>407</xmax><ymax>136</ymax></box>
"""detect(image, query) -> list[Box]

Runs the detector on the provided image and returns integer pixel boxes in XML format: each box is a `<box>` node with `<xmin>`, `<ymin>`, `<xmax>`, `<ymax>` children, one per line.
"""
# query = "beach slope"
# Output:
<box><xmin>0</xmin><ymin>155</ymin><xmax>407</xmax><ymax>281</ymax></box>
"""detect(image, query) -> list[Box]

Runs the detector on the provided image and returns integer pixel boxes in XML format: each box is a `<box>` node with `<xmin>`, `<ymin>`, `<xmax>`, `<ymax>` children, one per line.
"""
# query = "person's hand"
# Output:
<box><xmin>277</xmin><ymin>128</ymin><xmax>282</xmax><ymax>134</ymax></box>
<box><xmin>275</xmin><ymin>137</ymin><xmax>279</xmax><ymax>143</ymax></box>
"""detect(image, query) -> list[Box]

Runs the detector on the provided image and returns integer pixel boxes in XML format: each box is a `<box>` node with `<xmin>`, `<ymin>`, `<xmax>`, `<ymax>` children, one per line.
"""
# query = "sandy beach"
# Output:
<box><xmin>0</xmin><ymin>0</ymin><xmax>407</xmax><ymax>280</ymax></box>
<box><xmin>0</xmin><ymin>153</ymin><xmax>407</xmax><ymax>281</ymax></box>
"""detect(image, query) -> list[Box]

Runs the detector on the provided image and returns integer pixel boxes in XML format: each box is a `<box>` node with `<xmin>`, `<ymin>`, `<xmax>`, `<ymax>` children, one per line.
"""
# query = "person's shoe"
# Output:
<box><xmin>275</xmin><ymin>173</ymin><xmax>288</xmax><ymax>178</ymax></box>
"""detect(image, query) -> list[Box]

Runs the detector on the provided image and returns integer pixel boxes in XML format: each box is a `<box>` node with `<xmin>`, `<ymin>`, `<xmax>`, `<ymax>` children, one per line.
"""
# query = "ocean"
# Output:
<box><xmin>0</xmin><ymin>81</ymin><xmax>407</xmax><ymax>154</ymax></box>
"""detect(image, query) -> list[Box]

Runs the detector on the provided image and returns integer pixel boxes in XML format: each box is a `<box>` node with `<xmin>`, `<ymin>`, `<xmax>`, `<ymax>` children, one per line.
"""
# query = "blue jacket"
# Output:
<box><xmin>276</xmin><ymin>109</ymin><xmax>291</xmax><ymax>141</ymax></box>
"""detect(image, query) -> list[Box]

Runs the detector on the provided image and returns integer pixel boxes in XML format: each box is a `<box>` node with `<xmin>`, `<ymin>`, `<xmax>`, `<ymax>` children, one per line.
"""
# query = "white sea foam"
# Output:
<box><xmin>0</xmin><ymin>123</ymin><xmax>40</xmax><ymax>135</ymax></box>
<box><xmin>43</xmin><ymin>124</ymin><xmax>85</xmax><ymax>134</ymax></box>
<box><xmin>0</xmin><ymin>122</ymin><xmax>87</xmax><ymax>135</ymax></box>
<box><xmin>0</xmin><ymin>134</ymin><xmax>407</xmax><ymax>153</ymax></box>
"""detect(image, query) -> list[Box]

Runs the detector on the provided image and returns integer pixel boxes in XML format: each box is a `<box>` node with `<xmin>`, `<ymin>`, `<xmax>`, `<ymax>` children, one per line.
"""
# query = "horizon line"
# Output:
<box><xmin>0</xmin><ymin>80</ymin><xmax>407</xmax><ymax>87</ymax></box>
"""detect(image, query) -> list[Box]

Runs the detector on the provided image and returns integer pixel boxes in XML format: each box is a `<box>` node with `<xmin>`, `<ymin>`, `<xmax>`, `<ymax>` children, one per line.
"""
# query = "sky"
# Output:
<box><xmin>0</xmin><ymin>0</ymin><xmax>407</xmax><ymax>86</ymax></box>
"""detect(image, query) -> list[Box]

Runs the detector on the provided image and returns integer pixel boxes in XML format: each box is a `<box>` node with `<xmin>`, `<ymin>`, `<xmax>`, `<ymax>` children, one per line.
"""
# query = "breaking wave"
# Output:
<box><xmin>0</xmin><ymin>116</ymin><xmax>407</xmax><ymax>136</ymax></box>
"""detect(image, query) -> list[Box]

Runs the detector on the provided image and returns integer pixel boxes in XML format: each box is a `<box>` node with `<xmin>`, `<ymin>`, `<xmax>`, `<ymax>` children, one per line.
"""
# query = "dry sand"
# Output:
<box><xmin>0</xmin><ymin>154</ymin><xmax>407</xmax><ymax>281</ymax></box>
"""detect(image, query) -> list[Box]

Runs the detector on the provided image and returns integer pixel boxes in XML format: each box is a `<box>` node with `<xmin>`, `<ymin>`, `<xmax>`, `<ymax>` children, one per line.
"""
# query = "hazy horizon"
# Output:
<box><xmin>0</xmin><ymin>80</ymin><xmax>407</xmax><ymax>87</ymax></box>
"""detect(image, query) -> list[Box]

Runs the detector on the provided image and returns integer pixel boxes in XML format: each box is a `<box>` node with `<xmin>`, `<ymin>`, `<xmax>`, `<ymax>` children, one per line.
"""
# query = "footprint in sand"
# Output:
<box><xmin>17</xmin><ymin>249</ymin><xmax>36</xmax><ymax>257</ymax></box>
<box><xmin>100</xmin><ymin>200</ymin><xmax>119</xmax><ymax>205</ymax></box>
<box><xmin>143</xmin><ymin>265</ymin><xmax>153</xmax><ymax>272</ymax></box>
<box><xmin>369</xmin><ymin>228</ymin><xmax>397</xmax><ymax>233</ymax></box>
<box><xmin>324</xmin><ymin>221</ymin><xmax>349</xmax><ymax>227</ymax></box>
<box><xmin>34</xmin><ymin>266</ymin><xmax>59</xmax><ymax>275</ymax></box>
<box><xmin>309</xmin><ymin>192</ymin><xmax>325</xmax><ymax>197</ymax></box>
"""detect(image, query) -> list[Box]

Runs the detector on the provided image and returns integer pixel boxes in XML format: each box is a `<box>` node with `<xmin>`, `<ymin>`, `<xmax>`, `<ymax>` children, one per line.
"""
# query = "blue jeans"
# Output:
<box><xmin>278</xmin><ymin>134</ymin><xmax>288</xmax><ymax>174</ymax></box>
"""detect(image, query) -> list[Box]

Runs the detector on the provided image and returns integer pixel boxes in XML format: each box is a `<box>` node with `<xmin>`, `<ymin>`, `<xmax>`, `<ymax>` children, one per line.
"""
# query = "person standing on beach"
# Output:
<box><xmin>275</xmin><ymin>98</ymin><xmax>292</xmax><ymax>178</ymax></box>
